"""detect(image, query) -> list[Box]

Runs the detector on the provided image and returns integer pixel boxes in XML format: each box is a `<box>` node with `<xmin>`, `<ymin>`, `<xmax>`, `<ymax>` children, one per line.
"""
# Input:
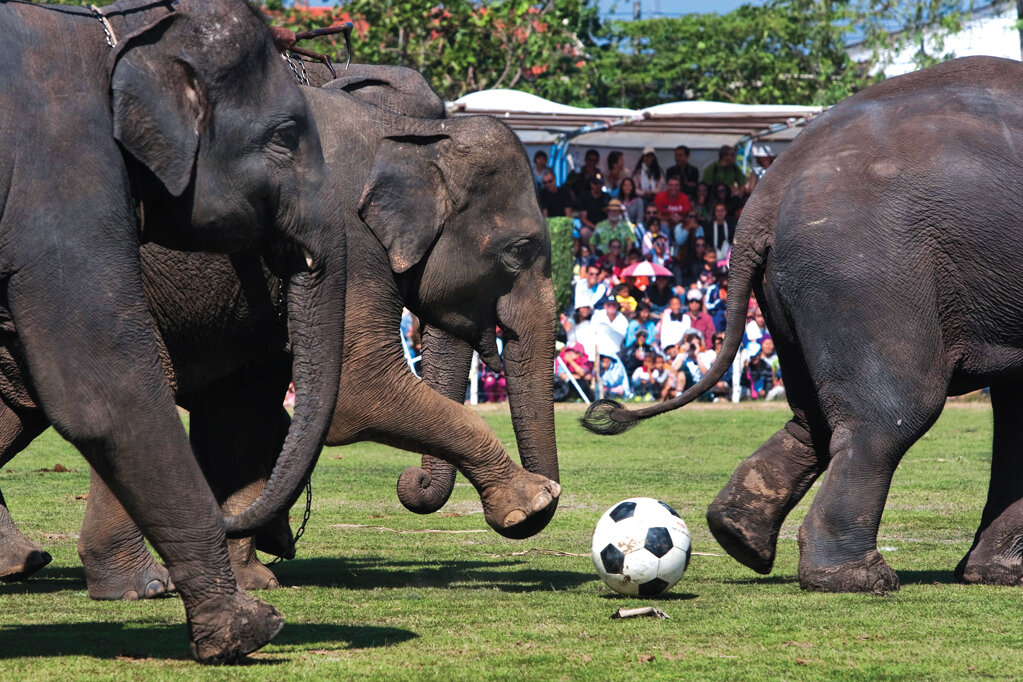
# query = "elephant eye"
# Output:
<box><xmin>502</xmin><ymin>239</ymin><xmax>537</xmax><ymax>271</ymax></box>
<box><xmin>268</xmin><ymin>121</ymin><xmax>300</xmax><ymax>151</ymax></box>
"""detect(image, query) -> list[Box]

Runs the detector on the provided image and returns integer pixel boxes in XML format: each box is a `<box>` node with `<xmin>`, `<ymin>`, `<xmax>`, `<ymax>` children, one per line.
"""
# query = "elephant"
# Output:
<box><xmin>0</xmin><ymin>0</ymin><xmax>347</xmax><ymax>661</ymax></box>
<box><xmin>582</xmin><ymin>56</ymin><xmax>1023</xmax><ymax>594</ymax></box>
<box><xmin>0</xmin><ymin>66</ymin><xmax>560</xmax><ymax>597</ymax></box>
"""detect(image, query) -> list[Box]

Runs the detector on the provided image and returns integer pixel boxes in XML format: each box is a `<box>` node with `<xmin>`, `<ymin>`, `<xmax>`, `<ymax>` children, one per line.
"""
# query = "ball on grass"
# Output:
<box><xmin>591</xmin><ymin>497</ymin><xmax>691</xmax><ymax>597</ymax></box>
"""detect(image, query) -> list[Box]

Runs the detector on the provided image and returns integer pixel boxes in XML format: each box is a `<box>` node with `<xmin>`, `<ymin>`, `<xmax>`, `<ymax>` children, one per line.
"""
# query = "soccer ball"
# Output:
<box><xmin>591</xmin><ymin>497</ymin><xmax>691</xmax><ymax>597</ymax></box>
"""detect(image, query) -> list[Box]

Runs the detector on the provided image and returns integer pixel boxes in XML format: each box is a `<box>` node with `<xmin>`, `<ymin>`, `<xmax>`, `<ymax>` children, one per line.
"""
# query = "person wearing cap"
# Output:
<box><xmin>745</xmin><ymin>143</ymin><xmax>777</xmax><ymax>194</ymax></box>
<box><xmin>683</xmin><ymin>287</ymin><xmax>717</xmax><ymax>341</ymax></box>
<box><xmin>576</xmin><ymin>173</ymin><xmax>610</xmax><ymax>234</ymax></box>
<box><xmin>591</xmin><ymin>198</ymin><xmax>634</xmax><ymax>254</ymax></box>
<box><xmin>565</xmin><ymin>148</ymin><xmax>602</xmax><ymax>199</ymax></box>
<box><xmin>702</xmin><ymin>145</ymin><xmax>747</xmax><ymax>196</ymax></box>
<box><xmin>665</xmin><ymin>144</ymin><xmax>699</xmax><ymax>198</ymax></box>
<box><xmin>632</xmin><ymin>146</ymin><xmax>665</xmax><ymax>203</ymax></box>
<box><xmin>591</xmin><ymin>296</ymin><xmax>628</xmax><ymax>357</ymax></box>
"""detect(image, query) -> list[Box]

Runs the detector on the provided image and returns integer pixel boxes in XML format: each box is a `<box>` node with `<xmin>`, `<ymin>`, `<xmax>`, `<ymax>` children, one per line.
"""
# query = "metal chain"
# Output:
<box><xmin>281</xmin><ymin>52</ymin><xmax>311</xmax><ymax>86</ymax></box>
<box><xmin>267</xmin><ymin>477</ymin><xmax>312</xmax><ymax>566</ymax></box>
<box><xmin>87</xmin><ymin>4</ymin><xmax>117</xmax><ymax>49</ymax></box>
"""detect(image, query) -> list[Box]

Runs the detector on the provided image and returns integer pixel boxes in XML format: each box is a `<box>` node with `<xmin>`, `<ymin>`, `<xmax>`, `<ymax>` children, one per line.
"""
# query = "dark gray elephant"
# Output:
<box><xmin>583</xmin><ymin>56</ymin><xmax>1023</xmax><ymax>594</ymax></box>
<box><xmin>0</xmin><ymin>67</ymin><xmax>560</xmax><ymax>595</ymax></box>
<box><xmin>0</xmin><ymin>0</ymin><xmax>346</xmax><ymax>661</ymax></box>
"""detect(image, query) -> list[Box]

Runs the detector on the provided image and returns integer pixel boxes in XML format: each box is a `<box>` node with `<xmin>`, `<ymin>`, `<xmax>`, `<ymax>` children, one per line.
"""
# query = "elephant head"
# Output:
<box><xmin>359</xmin><ymin>113</ymin><xmax>560</xmax><ymax>524</ymax></box>
<box><xmin>104</xmin><ymin>0</ymin><xmax>344</xmax><ymax>535</ymax></box>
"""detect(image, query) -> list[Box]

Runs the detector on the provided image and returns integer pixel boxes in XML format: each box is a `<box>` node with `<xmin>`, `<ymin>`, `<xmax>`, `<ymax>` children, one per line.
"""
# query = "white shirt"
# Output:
<box><xmin>573</xmin><ymin>279</ymin><xmax>609</xmax><ymax>311</ymax></box>
<box><xmin>591</xmin><ymin>309</ymin><xmax>629</xmax><ymax>356</ymax></box>
<box><xmin>658</xmin><ymin>314</ymin><xmax>692</xmax><ymax>350</ymax></box>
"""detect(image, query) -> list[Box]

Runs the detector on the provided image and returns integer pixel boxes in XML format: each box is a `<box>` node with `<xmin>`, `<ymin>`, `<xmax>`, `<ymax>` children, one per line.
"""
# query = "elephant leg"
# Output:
<box><xmin>0</xmin><ymin>405</ymin><xmax>52</xmax><ymax>582</ymax></box>
<box><xmin>8</xmin><ymin>254</ymin><xmax>281</xmax><ymax>662</ymax></box>
<box><xmin>707</xmin><ymin>346</ymin><xmax>832</xmax><ymax>574</ymax></box>
<box><xmin>395</xmin><ymin>325</ymin><xmax>469</xmax><ymax>514</ymax></box>
<box><xmin>78</xmin><ymin>469</ymin><xmax>174</xmax><ymax>600</ymax></box>
<box><xmin>955</xmin><ymin>381</ymin><xmax>1023</xmax><ymax>585</ymax></box>
<box><xmin>796</xmin><ymin>386</ymin><xmax>946</xmax><ymax>594</ymax></box>
<box><xmin>186</xmin><ymin>361</ymin><xmax>292</xmax><ymax>591</ymax></box>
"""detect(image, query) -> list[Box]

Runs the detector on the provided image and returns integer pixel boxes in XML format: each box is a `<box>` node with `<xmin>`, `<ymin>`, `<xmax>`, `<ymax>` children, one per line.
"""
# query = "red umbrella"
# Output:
<box><xmin>620</xmin><ymin>260</ymin><xmax>673</xmax><ymax>278</ymax></box>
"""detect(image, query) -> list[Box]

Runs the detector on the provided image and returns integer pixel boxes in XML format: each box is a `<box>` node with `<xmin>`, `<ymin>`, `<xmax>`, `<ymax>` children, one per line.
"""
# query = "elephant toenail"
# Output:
<box><xmin>550</xmin><ymin>482</ymin><xmax>562</xmax><ymax>497</ymax></box>
<box><xmin>144</xmin><ymin>580</ymin><xmax>165</xmax><ymax>598</ymax></box>
<box><xmin>503</xmin><ymin>510</ymin><xmax>527</xmax><ymax>527</ymax></box>
<box><xmin>122</xmin><ymin>590</ymin><xmax>139</xmax><ymax>601</ymax></box>
<box><xmin>532</xmin><ymin>492</ymin><xmax>552</xmax><ymax>511</ymax></box>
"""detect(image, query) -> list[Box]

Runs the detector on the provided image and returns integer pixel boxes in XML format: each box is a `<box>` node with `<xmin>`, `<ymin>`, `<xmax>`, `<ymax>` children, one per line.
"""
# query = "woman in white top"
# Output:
<box><xmin>632</xmin><ymin>146</ymin><xmax>665</xmax><ymax>203</ymax></box>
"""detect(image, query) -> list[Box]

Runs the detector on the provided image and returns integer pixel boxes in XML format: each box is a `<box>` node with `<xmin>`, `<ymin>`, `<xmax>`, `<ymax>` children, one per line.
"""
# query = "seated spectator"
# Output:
<box><xmin>649</xmin><ymin>233</ymin><xmax>672</xmax><ymax>268</ymax></box>
<box><xmin>591</xmin><ymin>296</ymin><xmax>628</xmax><ymax>357</ymax></box>
<box><xmin>641</xmin><ymin>218</ymin><xmax>671</xmax><ymax>257</ymax></box>
<box><xmin>683</xmin><ymin>288</ymin><xmax>717</xmax><ymax>341</ymax></box>
<box><xmin>572</xmin><ymin>243</ymin><xmax>594</xmax><ymax>280</ymax></box>
<box><xmin>673</xmin><ymin>330</ymin><xmax>711</xmax><ymax>388</ymax></box>
<box><xmin>625</xmin><ymin>303</ymin><xmax>657</xmax><ymax>348</ymax></box>
<box><xmin>656</xmin><ymin>296</ymin><xmax>689</xmax><ymax>350</ymax></box>
<box><xmin>746</xmin><ymin>341</ymin><xmax>774</xmax><ymax>399</ymax></box>
<box><xmin>665</xmin><ymin>144</ymin><xmax>699</xmax><ymax>198</ymax></box>
<box><xmin>693</xmin><ymin>246</ymin><xmax>719</xmax><ymax>285</ymax></box>
<box><xmin>539</xmin><ymin>171</ymin><xmax>573</xmax><ymax>220</ymax></box>
<box><xmin>565</xmin><ymin>148</ymin><xmax>602</xmax><ymax>199</ymax></box>
<box><xmin>673</xmin><ymin>210</ymin><xmax>705</xmax><ymax>262</ymax></box>
<box><xmin>599</xmin><ymin>260</ymin><xmax>619</xmax><ymax>291</ymax></box>
<box><xmin>592</xmin><ymin>200</ymin><xmax>634</xmax><ymax>254</ymax></box>
<box><xmin>604</xmin><ymin>150</ymin><xmax>627</xmax><ymax>197</ymax></box>
<box><xmin>645</xmin><ymin>276</ymin><xmax>675</xmax><ymax>315</ymax></box>
<box><xmin>621</xmin><ymin>328</ymin><xmax>655</xmax><ymax>376</ymax></box>
<box><xmin>599</xmin><ymin>354</ymin><xmax>631</xmax><ymax>399</ymax></box>
<box><xmin>652</xmin><ymin>354</ymin><xmax>673</xmax><ymax>401</ymax></box>
<box><xmin>745</xmin><ymin>306</ymin><xmax>767</xmax><ymax>348</ymax></box>
<box><xmin>760</xmin><ymin>336</ymin><xmax>785</xmax><ymax>401</ymax></box>
<box><xmin>676</xmin><ymin>236</ymin><xmax>709</xmax><ymax>288</ymax></box>
<box><xmin>706</xmin><ymin>203</ymin><xmax>736</xmax><ymax>263</ymax></box>
<box><xmin>555</xmin><ymin>342</ymin><xmax>594</xmax><ymax>402</ymax></box>
<box><xmin>619</xmin><ymin>177</ymin><xmax>645</xmax><ymax>227</ymax></box>
<box><xmin>702</xmin><ymin>145</ymin><xmax>747</xmax><ymax>195</ymax></box>
<box><xmin>712</xmin><ymin>183</ymin><xmax>742</xmax><ymax>220</ymax></box>
<box><xmin>614</xmin><ymin>282</ymin><xmax>638</xmax><ymax>316</ymax></box>
<box><xmin>745</xmin><ymin>143</ymin><xmax>777</xmax><ymax>194</ymax></box>
<box><xmin>574</xmin><ymin>264</ymin><xmax>610</xmax><ymax>311</ymax></box>
<box><xmin>481</xmin><ymin>361</ymin><xmax>507</xmax><ymax>403</ymax></box>
<box><xmin>632</xmin><ymin>146</ymin><xmax>665</xmax><ymax>203</ymax></box>
<box><xmin>532</xmin><ymin>150</ymin><xmax>552</xmax><ymax>194</ymax></box>
<box><xmin>692</xmin><ymin>182</ymin><xmax>712</xmax><ymax>222</ymax></box>
<box><xmin>577</xmin><ymin>175</ymin><xmax>611</xmax><ymax>234</ymax></box>
<box><xmin>631</xmin><ymin>354</ymin><xmax>657</xmax><ymax>401</ymax></box>
<box><xmin>597</xmin><ymin>239</ymin><xmax>627</xmax><ymax>277</ymax></box>
<box><xmin>708</xmin><ymin>278</ymin><xmax>729</xmax><ymax>331</ymax></box>
<box><xmin>654</xmin><ymin>177</ymin><xmax>691</xmax><ymax>227</ymax></box>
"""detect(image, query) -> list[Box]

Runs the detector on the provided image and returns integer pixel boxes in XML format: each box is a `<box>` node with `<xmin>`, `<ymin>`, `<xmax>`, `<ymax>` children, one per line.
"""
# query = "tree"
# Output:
<box><xmin>850</xmin><ymin>0</ymin><xmax>975</xmax><ymax>74</ymax></box>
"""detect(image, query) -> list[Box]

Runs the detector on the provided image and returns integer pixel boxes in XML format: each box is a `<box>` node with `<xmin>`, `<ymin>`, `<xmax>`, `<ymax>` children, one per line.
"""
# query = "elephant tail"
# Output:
<box><xmin>580</xmin><ymin>208</ymin><xmax>771</xmax><ymax>435</ymax></box>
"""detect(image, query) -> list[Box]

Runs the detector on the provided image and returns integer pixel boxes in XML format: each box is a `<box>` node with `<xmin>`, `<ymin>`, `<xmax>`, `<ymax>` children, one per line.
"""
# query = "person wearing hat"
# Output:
<box><xmin>665</xmin><ymin>144</ymin><xmax>700</xmax><ymax>198</ymax></box>
<box><xmin>591</xmin><ymin>295</ymin><xmax>628</xmax><ymax>357</ymax></box>
<box><xmin>683</xmin><ymin>287</ymin><xmax>717</xmax><ymax>342</ymax></box>
<box><xmin>591</xmin><ymin>198</ymin><xmax>634</xmax><ymax>255</ymax></box>
<box><xmin>746</xmin><ymin>143</ymin><xmax>778</xmax><ymax>194</ymax></box>
<box><xmin>555</xmin><ymin>341</ymin><xmax>594</xmax><ymax>402</ymax></box>
<box><xmin>576</xmin><ymin>173</ymin><xmax>611</xmax><ymax>235</ymax></box>
<box><xmin>631</xmin><ymin>146</ymin><xmax>665</xmax><ymax>203</ymax></box>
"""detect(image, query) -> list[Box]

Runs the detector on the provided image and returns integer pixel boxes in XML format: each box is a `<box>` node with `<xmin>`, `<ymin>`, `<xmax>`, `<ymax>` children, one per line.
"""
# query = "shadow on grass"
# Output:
<box><xmin>722</xmin><ymin>574</ymin><xmax>798</xmax><ymax>586</ymax></box>
<box><xmin>273</xmin><ymin>556</ymin><xmax>593</xmax><ymax>592</ymax></box>
<box><xmin>599</xmin><ymin>591</ymin><xmax>698</xmax><ymax>601</ymax></box>
<box><xmin>898</xmin><ymin>569</ymin><xmax>958</xmax><ymax>586</ymax></box>
<box><xmin>0</xmin><ymin>621</ymin><xmax>416</xmax><ymax>661</ymax></box>
<box><xmin>0</xmin><ymin>565</ymin><xmax>86</xmax><ymax>595</ymax></box>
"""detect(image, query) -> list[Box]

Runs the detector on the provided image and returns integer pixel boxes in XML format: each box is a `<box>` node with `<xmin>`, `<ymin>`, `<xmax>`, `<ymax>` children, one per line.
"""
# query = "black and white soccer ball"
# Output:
<box><xmin>591</xmin><ymin>497</ymin><xmax>691</xmax><ymax>597</ymax></box>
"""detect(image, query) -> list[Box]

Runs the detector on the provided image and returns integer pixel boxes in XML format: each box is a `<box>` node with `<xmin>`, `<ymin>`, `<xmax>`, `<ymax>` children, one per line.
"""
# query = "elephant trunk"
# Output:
<box><xmin>223</xmin><ymin>238</ymin><xmax>345</xmax><ymax>538</ymax></box>
<box><xmin>395</xmin><ymin>325</ymin><xmax>472</xmax><ymax>514</ymax></box>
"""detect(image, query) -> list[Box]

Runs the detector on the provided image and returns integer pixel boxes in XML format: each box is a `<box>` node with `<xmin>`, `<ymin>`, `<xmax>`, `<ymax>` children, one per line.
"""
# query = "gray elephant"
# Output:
<box><xmin>0</xmin><ymin>67</ymin><xmax>560</xmax><ymax>596</ymax></box>
<box><xmin>583</xmin><ymin>56</ymin><xmax>1023</xmax><ymax>594</ymax></box>
<box><xmin>0</xmin><ymin>0</ymin><xmax>347</xmax><ymax>661</ymax></box>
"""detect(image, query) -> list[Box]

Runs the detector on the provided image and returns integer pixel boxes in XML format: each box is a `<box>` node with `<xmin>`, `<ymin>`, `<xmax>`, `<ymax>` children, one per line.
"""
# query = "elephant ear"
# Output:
<box><xmin>359</xmin><ymin>136</ymin><xmax>451</xmax><ymax>273</ymax></box>
<box><xmin>109</xmin><ymin>13</ymin><xmax>207</xmax><ymax>198</ymax></box>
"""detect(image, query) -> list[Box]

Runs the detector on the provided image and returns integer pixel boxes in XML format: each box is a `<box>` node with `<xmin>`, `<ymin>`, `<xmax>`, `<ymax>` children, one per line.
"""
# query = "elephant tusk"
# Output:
<box><xmin>303</xmin><ymin>248</ymin><xmax>315</xmax><ymax>270</ymax></box>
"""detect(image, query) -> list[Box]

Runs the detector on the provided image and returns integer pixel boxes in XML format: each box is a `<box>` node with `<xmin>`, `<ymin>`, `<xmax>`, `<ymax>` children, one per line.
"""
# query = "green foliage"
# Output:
<box><xmin>0</xmin><ymin>403</ymin><xmax>1017</xmax><ymax>678</ymax></box>
<box><xmin>547</xmin><ymin>216</ymin><xmax>575</xmax><ymax>315</ymax></box>
<box><xmin>850</xmin><ymin>0</ymin><xmax>975</xmax><ymax>73</ymax></box>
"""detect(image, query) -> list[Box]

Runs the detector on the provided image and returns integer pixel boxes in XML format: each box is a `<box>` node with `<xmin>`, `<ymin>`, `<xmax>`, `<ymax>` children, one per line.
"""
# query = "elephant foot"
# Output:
<box><xmin>480</xmin><ymin>473</ymin><xmax>560</xmax><ymax>540</ymax></box>
<box><xmin>80</xmin><ymin>546</ymin><xmax>174</xmax><ymax>601</ymax></box>
<box><xmin>797</xmin><ymin>529</ymin><xmax>898</xmax><ymax>594</ymax></box>
<box><xmin>706</xmin><ymin>495</ymin><xmax>780</xmax><ymax>575</ymax></box>
<box><xmin>253</xmin><ymin>513</ymin><xmax>295</xmax><ymax>560</ymax></box>
<box><xmin>229</xmin><ymin>537</ymin><xmax>279</xmax><ymax>591</ymax></box>
<box><xmin>187</xmin><ymin>590</ymin><xmax>284</xmax><ymax>664</ymax></box>
<box><xmin>0</xmin><ymin>534</ymin><xmax>52</xmax><ymax>582</ymax></box>
<box><xmin>955</xmin><ymin>544</ymin><xmax>1023</xmax><ymax>586</ymax></box>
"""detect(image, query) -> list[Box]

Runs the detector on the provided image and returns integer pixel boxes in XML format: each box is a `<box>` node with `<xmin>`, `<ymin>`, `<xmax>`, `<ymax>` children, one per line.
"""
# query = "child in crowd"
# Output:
<box><xmin>631</xmin><ymin>354</ymin><xmax>657</xmax><ymax>401</ymax></box>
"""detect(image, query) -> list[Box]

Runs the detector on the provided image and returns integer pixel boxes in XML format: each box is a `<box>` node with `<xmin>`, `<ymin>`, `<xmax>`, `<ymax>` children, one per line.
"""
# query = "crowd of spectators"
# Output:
<box><xmin>548</xmin><ymin>143</ymin><xmax>784</xmax><ymax>403</ymax></box>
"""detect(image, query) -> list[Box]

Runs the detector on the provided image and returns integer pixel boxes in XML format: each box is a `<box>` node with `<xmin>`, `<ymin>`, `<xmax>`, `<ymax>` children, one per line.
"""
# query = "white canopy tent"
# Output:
<box><xmin>448</xmin><ymin>89</ymin><xmax>823</xmax><ymax>177</ymax></box>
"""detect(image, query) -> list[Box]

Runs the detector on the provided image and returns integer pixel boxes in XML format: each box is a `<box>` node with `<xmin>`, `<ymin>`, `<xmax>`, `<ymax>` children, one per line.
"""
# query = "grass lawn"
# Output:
<box><xmin>0</xmin><ymin>400</ymin><xmax>1016</xmax><ymax>680</ymax></box>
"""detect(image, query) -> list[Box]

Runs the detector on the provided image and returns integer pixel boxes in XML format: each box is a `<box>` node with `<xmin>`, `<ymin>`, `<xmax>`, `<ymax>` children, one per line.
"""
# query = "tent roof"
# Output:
<box><xmin>448</xmin><ymin>89</ymin><xmax>823</xmax><ymax>149</ymax></box>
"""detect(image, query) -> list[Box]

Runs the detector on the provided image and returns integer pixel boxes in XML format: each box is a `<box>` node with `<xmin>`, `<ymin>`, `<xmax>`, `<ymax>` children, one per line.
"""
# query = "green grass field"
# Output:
<box><xmin>0</xmin><ymin>400</ymin><xmax>1016</xmax><ymax>680</ymax></box>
